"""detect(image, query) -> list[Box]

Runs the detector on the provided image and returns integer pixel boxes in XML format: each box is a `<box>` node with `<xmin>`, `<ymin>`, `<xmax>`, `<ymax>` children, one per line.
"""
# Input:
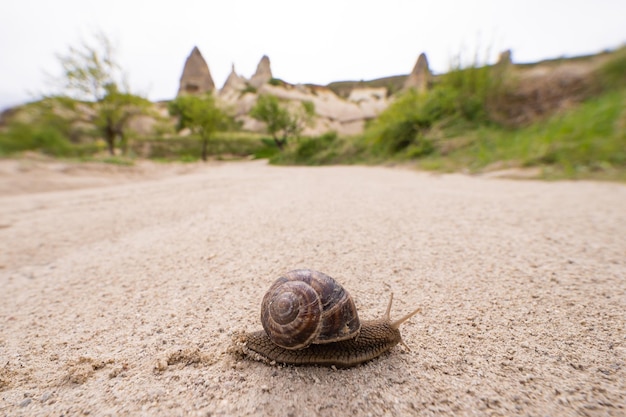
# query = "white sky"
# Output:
<box><xmin>1</xmin><ymin>0</ymin><xmax>625</xmax><ymax>110</ymax></box>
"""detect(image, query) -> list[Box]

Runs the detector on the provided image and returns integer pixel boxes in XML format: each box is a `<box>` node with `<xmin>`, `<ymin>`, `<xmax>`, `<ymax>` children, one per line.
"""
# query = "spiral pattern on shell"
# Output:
<box><xmin>260</xmin><ymin>269</ymin><xmax>361</xmax><ymax>350</ymax></box>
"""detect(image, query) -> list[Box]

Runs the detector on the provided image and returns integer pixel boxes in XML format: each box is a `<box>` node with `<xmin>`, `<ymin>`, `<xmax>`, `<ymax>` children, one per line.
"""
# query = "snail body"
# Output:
<box><xmin>239</xmin><ymin>269</ymin><xmax>420</xmax><ymax>368</ymax></box>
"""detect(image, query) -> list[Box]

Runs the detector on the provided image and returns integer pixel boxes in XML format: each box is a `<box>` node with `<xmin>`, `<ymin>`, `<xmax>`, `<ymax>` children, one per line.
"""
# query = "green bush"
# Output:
<box><xmin>420</xmin><ymin>86</ymin><xmax>458</xmax><ymax>122</ymax></box>
<box><xmin>269</xmin><ymin>132</ymin><xmax>367</xmax><ymax>165</ymax></box>
<box><xmin>129</xmin><ymin>133</ymin><xmax>269</xmax><ymax>161</ymax></box>
<box><xmin>0</xmin><ymin>123</ymin><xmax>75</xmax><ymax>156</ymax></box>
<box><xmin>360</xmin><ymin>53</ymin><xmax>510</xmax><ymax>160</ymax></box>
<box><xmin>598</xmin><ymin>46</ymin><xmax>626</xmax><ymax>90</ymax></box>
<box><xmin>241</xmin><ymin>84</ymin><xmax>257</xmax><ymax>95</ymax></box>
<box><xmin>366</xmin><ymin>89</ymin><xmax>437</xmax><ymax>156</ymax></box>
<box><xmin>269</xmin><ymin>78</ymin><xmax>283</xmax><ymax>87</ymax></box>
<box><xmin>439</xmin><ymin>67</ymin><xmax>488</xmax><ymax>122</ymax></box>
<box><xmin>379</xmin><ymin>120</ymin><xmax>421</xmax><ymax>153</ymax></box>
<box><xmin>418</xmin><ymin>88</ymin><xmax>626</xmax><ymax>179</ymax></box>
<box><xmin>524</xmin><ymin>90</ymin><xmax>626</xmax><ymax>170</ymax></box>
<box><xmin>295</xmin><ymin>132</ymin><xmax>338</xmax><ymax>160</ymax></box>
<box><xmin>253</xmin><ymin>138</ymin><xmax>282</xmax><ymax>159</ymax></box>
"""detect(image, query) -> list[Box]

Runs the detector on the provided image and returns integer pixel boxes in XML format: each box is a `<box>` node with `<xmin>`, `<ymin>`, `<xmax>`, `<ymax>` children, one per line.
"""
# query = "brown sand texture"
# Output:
<box><xmin>1</xmin><ymin>159</ymin><xmax>624</xmax><ymax>416</ymax></box>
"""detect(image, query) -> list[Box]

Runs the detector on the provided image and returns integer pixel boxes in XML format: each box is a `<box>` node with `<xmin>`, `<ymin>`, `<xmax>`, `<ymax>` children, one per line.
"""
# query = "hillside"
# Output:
<box><xmin>270</xmin><ymin>46</ymin><xmax>626</xmax><ymax>181</ymax></box>
<box><xmin>1</xmin><ymin>46</ymin><xmax>624</xmax><ymax>180</ymax></box>
<box><xmin>325</xmin><ymin>75</ymin><xmax>408</xmax><ymax>98</ymax></box>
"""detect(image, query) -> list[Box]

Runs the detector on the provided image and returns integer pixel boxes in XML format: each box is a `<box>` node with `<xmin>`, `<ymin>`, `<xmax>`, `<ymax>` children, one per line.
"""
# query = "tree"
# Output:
<box><xmin>53</xmin><ymin>32</ymin><xmax>150</xmax><ymax>155</ymax></box>
<box><xmin>95</xmin><ymin>83</ymin><xmax>151</xmax><ymax>155</ymax></box>
<box><xmin>250</xmin><ymin>95</ymin><xmax>315</xmax><ymax>149</ymax></box>
<box><xmin>168</xmin><ymin>93</ymin><xmax>229</xmax><ymax>161</ymax></box>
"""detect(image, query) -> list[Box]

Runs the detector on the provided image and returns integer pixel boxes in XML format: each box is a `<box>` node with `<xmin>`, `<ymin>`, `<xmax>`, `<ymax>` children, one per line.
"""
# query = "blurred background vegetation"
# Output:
<box><xmin>274</xmin><ymin>46</ymin><xmax>626</xmax><ymax>181</ymax></box>
<box><xmin>1</xmin><ymin>37</ymin><xmax>624</xmax><ymax>181</ymax></box>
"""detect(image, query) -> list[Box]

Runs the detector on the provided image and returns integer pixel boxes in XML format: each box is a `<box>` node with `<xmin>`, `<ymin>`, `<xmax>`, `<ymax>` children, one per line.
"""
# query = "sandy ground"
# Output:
<box><xmin>0</xmin><ymin>158</ymin><xmax>624</xmax><ymax>416</ymax></box>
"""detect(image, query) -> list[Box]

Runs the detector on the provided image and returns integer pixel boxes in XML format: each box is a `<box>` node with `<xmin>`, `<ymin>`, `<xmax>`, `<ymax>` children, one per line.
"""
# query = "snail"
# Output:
<box><xmin>238</xmin><ymin>269</ymin><xmax>420</xmax><ymax>368</ymax></box>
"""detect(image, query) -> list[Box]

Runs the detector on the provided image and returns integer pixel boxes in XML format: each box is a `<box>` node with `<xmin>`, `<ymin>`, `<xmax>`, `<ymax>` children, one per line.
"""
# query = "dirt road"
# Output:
<box><xmin>1</xmin><ymin>160</ymin><xmax>624</xmax><ymax>416</ymax></box>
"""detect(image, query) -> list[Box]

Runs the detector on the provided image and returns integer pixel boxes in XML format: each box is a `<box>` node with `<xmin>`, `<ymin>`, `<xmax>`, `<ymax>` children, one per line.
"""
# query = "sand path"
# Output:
<box><xmin>1</xmin><ymin>160</ymin><xmax>624</xmax><ymax>416</ymax></box>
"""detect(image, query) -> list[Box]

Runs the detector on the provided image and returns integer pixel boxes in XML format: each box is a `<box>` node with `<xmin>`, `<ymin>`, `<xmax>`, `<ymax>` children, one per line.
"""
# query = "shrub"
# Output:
<box><xmin>436</xmin><ymin>62</ymin><xmax>505</xmax><ymax>124</ymax></box>
<box><xmin>598</xmin><ymin>46</ymin><xmax>626</xmax><ymax>90</ymax></box>
<box><xmin>129</xmin><ymin>133</ymin><xmax>268</xmax><ymax>161</ymax></box>
<box><xmin>271</xmin><ymin>132</ymin><xmax>347</xmax><ymax>165</ymax></box>
<box><xmin>363</xmin><ymin>50</ymin><xmax>511</xmax><ymax>160</ymax></box>
<box><xmin>241</xmin><ymin>84</ymin><xmax>257</xmax><ymax>95</ymax></box>
<box><xmin>254</xmin><ymin>138</ymin><xmax>282</xmax><ymax>159</ymax></box>
<box><xmin>366</xmin><ymin>89</ymin><xmax>436</xmax><ymax>156</ymax></box>
<box><xmin>269</xmin><ymin>78</ymin><xmax>283</xmax><ymax>87</ymax></box>
<box><xmin>294</xmin><ymin>132</ymin><xmax>338</xmax><ymax>160</ymax></box>
<box><xmin>0</xmin><ymin>122</ymin><xmax>75</xmax><ymax>156</ymax></box>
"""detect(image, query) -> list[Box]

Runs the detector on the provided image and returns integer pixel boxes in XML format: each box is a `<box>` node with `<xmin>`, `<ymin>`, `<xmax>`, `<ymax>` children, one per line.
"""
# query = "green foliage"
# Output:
<box><xmin>99</xmin><ymin>156</ymin><xmax>135</xmax><ymax>166</ymax></box>
<box><xmin>129</xmin><ymin>132</ymin><xmax>268</xmax><ymax>161</ymax></box>
<box><xmin>168</xmin><ymin>93</ymin><xmax>225</xmax><ymax>134</ymax></box>
<box><xmin>365</xmin><ymin>89</ymin><xmax>437</xmax><ymax>156</ymax></box>
<box><xmin>363</xmin><ymin>51</ymin><xmax>509</xmax><ymax>159</ymax></box>
<box><xmin>598</xmin><ymin>46</ymin><xmax>626</xmax><ymax>90</ymax></box>
<box><xmin>3</xmin><ymin>39</ymin><xmax>621</xmax><ymax>182</ymax></box>
<box><xmin>253</xmin><ymin>138</ymin><xmax>282</xmax><ymax>159</ymax></box>
<box><xmin>241</xmin><ymin>84</ymin><xmax>257</xmax><ymax>95</ymax></box>
<box><xmin>270</xmin><ymin>132</ymin><xmax>369</xmax><ymax>165</ymax></box>
<box><xmin>0</xmin><ymin>123</ymin><xmax>69</xmax><ymax>156</ymax></box>
<box><xmin>249</xmin><ymin>95</ymin><xmax>290</xmax><ymax>145</ymax></box>
<box><xmin>518</xmin><ymin>90</ymin><xmax>625</xmax><ymax>173</ymax></box>
<box><xmin>327</xmin><ymin>75</ymin><xmax>406</xmax><ymax>98</ymax></box>
<box><xmin>0</xmin><ymin>97</ymin><xmax>99</xmax><ymax>157</ymax></box>
<box><xmin>292</xmin><ymin>132</ymin><xmax>338</xmax><ymax>162</ymax></box>
<box><xmin>55</xmin><ymin>32</ymin><xmax>123</xmax><ymax>101</ymax></box>
<box><xmin>0</xmin><ymin>120</ymin><xmax>101</xmax><ymax>157</ymax></box>
<box><xmin>301</xmin><ymin>100</ymin><xmax>315</xmax><ymax>116</ymax></box>
<box><xmin>438</xmin><ymin>64</ymin><xmax>498</xmax><ymax>123</ymax></box>
<box><xmin>269</xmin><ymin>83</ymin><xmax>625</xmax><ymax>180</ymax></box>
<box><xmin>52</xmin><ymin>32</ymin><xmax>151</xmax><ymax>155</ymax></box>
<box><xmin>419</xmin><ymin>89</ymin><xmax>626</xmax><ymax>179</ymax></box>
<box><xmin>95</xmin><ymin>83</ymin><xmax>151</xmax><ymax>152</ymax></box>
<box><xmin>168</xmin><ymin>93</ymin><xmax>231</xmax><ymax>161</ymax></box>
<box><xmin>250</xmin><ymin>95</ymin><xmax>315</xmax><ymax>149</ymax></box>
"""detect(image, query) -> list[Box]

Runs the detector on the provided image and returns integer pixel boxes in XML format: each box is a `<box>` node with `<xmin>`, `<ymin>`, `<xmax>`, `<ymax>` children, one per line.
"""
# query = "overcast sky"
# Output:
<box><xmin>1</xmin><ymin>0</ymin><xmax>625</xmax><ymax>110</ymax></box>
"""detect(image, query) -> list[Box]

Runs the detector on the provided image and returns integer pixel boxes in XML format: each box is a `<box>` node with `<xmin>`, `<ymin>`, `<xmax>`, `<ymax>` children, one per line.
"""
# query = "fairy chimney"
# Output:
<box><xmin>177</xmin><ymin>46</ymin><xmax>215</xmax><ymax>96</ymax></box>
<box><xmin>403</xmin><ymin>53</ymin><xmax>431</xmax><ymax>92</ymax></box>
<box><xmin>496</xmin><ymin>49</ymin><xmax>513</xmax><ymax>67</ymax></box>
<box><xmin>249</xmin><ymin>55</ymin><xmax>273</xmax><ymax>88</ymax></box>
<box><xmin>221</xmin><ymin>63</ymin><xmax>246</xmax><ymax>93</ymax></box>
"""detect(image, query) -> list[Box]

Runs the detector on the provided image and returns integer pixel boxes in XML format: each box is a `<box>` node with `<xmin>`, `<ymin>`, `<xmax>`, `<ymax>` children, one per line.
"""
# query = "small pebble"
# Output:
<box><xmin>154</xmin><ymin>358</ymin><xmax>168</xmax><ymax>372</ymax></box>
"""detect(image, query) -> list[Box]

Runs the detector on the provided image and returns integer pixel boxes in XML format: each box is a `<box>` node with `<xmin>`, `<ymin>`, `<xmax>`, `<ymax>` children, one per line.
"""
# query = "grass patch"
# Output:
<box><xmin>276</xmin><ymin>49</ymin><xmax>626</xmax><ymax>181</ymax></box>
<box><xmin>3</xmin><ymin>48</ymin><xmax>623</xmax><ymax>180</ymax></box>
<box><xmin>272</xmin><ymin>88</ymin><xmax>625</xmax><ymax>181</ymax></box>
<box><xmin>270</xmin><ymin>132</ymin><xmax>371</xmax><ymax>165</ymax></box>
<box><xmin>130</xmin><ymin>131</ymin><xmax>269</xmax><ymax>161</ymax></box>
<box><xmin>597</xmin><ymin>46</ymin><xmax>626</xmax><ymax>90</ymax></box>
<box><xmin>419</xmin><ymin>89</ymin><xmax>626</xmax><ymax>179</ymax></box>
<box><xmin>99</xmin><ymin>156</ymin><xmax>136</xmax><ymax>166</ymax></box>
<box><xmin>0</xmin><ymin>122</ymin><xmax>101</xmax><ymax>157</ymax></box>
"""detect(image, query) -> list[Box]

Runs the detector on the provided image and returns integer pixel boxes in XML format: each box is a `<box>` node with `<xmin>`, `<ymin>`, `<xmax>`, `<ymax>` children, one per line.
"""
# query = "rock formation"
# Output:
<box><xmin>221</xmin><ymin>63</ymin><xmax>246</xmax><ymax>93</ymax></box>
<box><xmin>403</xmin><ymin>53</ymin><xmax>431</xmax><ymax>92</ymax></box>
<box><xmin>249</xmin><ymin>55</ymin><xmax>273</xmax><ymax>88</ymax></box>
<box><xmin>497</xmin><ymin>49</ymin><xmax>513</xmax><ymax>67</ymax></box>
<box><xmin>177</xmin><ymin>46</ymin><xmax>215</xmax><ymax>96</ymax></box>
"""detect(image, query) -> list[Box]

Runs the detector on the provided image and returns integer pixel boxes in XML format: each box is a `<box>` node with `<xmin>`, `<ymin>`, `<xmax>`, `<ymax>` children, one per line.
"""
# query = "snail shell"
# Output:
<box><xmin>237</xmin><ymin>269</ymin><xmax>421</xmax><ymax>367</ymax></box>
<box><xmin>260</xmin><ymin>269</ymin><xmax>361</xmax><ymax>350</ymax></box>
